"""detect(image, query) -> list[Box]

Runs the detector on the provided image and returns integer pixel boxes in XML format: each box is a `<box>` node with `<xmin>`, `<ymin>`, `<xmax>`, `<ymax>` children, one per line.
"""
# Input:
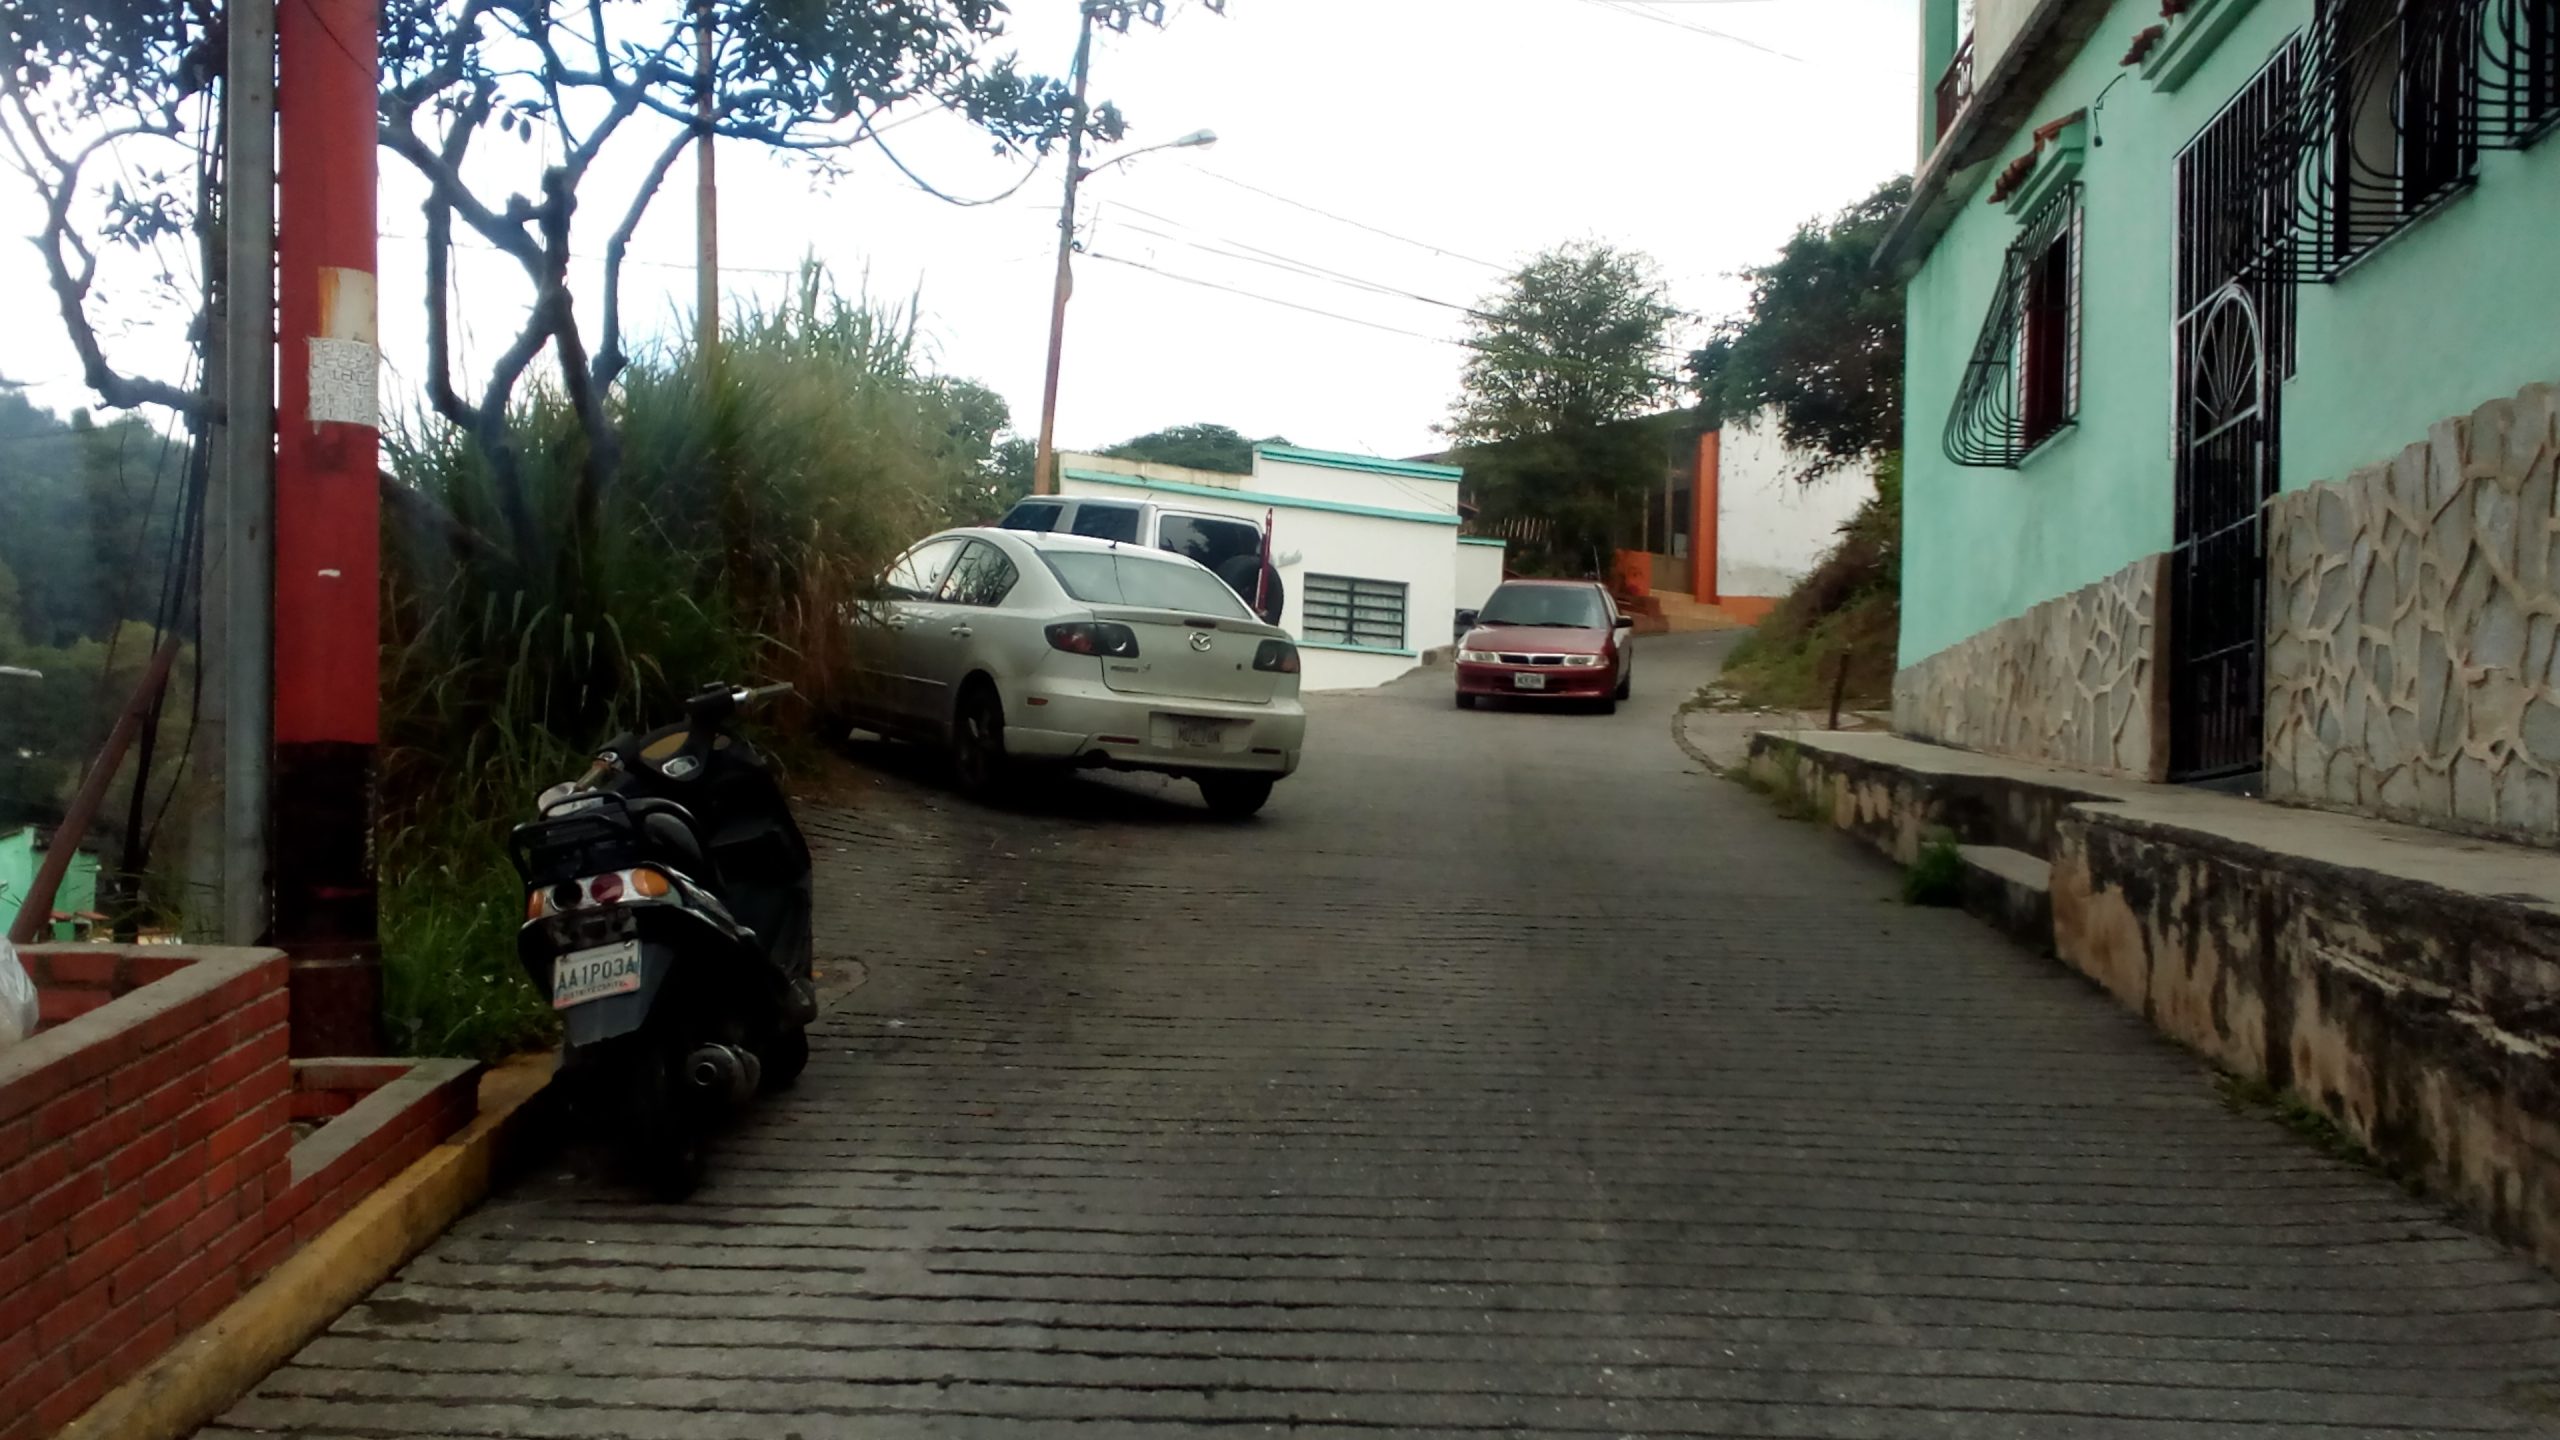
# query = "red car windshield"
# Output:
<box><xmin>1477</xmin><ymin>585</ymin><xmax>1607</xmax><ymax>629</ymax></box>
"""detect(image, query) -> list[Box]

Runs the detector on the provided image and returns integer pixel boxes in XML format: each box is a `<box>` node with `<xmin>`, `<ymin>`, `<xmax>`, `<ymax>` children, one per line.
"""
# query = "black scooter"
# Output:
<box><xmin>509</xmin><ymin>681</ymin><xmax>817</xmax><ymax>1196</ymax></box>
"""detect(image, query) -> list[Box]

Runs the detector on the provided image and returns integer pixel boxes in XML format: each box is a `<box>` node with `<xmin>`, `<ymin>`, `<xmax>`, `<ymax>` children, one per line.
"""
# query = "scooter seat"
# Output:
<box><xmin>623</xmin><ymin>797</ymin><xmax>708</xmax><ymax>869</ymax></box>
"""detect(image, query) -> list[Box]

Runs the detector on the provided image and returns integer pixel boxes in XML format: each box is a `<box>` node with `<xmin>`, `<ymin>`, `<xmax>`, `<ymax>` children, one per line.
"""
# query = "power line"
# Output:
<box><xmin>1177</xmin><ymin>165</ymin><xmax>1511</xmax><ymax>272</ymax></box>
<box><xmin>1576</xmin><ymin>0</ymin><xmax>1803</xmax><ymax>60</ymax></box>
<box><xmin>1100</xmin><ymin>204</ymin><xmax>1490</xmax><ymax>316</ymax></box>
<box><xmin>1083</xmin><ymin>250</ymin><xmax>1467</xmax><ymax>346</ymax></box>
<box><xmin>1083</xmin><ymin>250</ymin><xmax>1697</xmax><ymax>372</ymax></box>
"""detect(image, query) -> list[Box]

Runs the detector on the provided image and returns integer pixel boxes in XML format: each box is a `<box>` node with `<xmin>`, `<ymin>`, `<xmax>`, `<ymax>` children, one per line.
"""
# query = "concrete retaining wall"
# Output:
<box><xmin>2053</xmin><ymin>810</ymin><xmax>2560</xmax><ymax>1268</ymax></box>
<box><xmin>1750</xmin><ymin>731</ymin><xmax>2560</xmax><ymax>1272</ymax></box>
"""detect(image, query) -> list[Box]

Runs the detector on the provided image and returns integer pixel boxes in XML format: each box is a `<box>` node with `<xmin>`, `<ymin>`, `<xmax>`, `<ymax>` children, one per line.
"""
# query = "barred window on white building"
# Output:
<box><xmin>1302</xmin><ymin>574</ymin><xmax>1408</xmax><ymax>651</ymax></box>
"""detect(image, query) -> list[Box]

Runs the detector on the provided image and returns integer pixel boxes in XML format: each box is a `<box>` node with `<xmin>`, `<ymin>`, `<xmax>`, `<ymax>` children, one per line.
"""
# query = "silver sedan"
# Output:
<box><xmin>848</xmin><ymin>527</ymin><xmax>1308</xmax><ymax>817</ymax></box>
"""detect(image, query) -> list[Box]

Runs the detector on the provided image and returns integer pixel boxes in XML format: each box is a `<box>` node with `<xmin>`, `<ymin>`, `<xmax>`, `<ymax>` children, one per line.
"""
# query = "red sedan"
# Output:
<box><xmin>1454</xmin><ymin>580</ymin><xmax>1636</xmax><ymax>713</ymax></box>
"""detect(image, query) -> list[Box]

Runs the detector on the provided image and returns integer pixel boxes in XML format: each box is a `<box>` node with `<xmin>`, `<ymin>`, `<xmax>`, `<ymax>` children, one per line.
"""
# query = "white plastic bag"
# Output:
<box><xmin>0</xmin><ymin>937</ymin><xmax>36</xmax><ymax>1047</ymax></box>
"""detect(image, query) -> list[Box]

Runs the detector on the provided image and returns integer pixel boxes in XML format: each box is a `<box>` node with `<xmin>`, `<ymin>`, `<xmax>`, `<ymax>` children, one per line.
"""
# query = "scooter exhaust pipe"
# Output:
<box><xmin>685</xmin><ymin>1043</ymin><xmax>761</xmax><ymax>1103</ymax></box>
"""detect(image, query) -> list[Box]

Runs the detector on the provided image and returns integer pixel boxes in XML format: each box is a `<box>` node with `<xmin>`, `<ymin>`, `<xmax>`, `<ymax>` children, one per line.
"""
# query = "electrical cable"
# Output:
<box><xmin>1177</xmin><ymin>165</ymin><xmax>1511</xmax><ymax>271</ymax></box>
<box><xmin>854</xmin><ymin>112</ymin><xmax>1052</xmax><ymax>207</ymax></box>
<box><xmin>1576</xmin><ymin>0</ymin><xmax>1804</xmax><ymax>59</ymax></box>
<box><xmin>1082</xmin><ymin>250</ymin><xmax>1468</xmax><ymax>346</ymax></box>
<box><xmin>1102</xmin><ymin>209</ymin><xmax>1490</xmax><ymax>317</ymax></box>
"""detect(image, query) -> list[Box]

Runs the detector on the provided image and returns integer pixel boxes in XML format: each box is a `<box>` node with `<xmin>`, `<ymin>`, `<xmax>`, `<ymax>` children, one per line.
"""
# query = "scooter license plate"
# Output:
<box><xmin>552</xmin><ymin>940</ymin><xmax>643</xmax><ymax>1010</ymax></box>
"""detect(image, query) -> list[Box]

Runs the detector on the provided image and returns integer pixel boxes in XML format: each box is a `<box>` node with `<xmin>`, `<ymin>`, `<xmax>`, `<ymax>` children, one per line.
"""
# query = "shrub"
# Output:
<box><xmin>376</xmin><ymin>270</ymin><xmax>1009</xmax><ymax>1057</ymax></box>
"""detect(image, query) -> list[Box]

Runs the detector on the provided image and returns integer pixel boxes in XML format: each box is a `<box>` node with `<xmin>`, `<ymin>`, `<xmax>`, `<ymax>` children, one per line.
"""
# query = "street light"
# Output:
<box><xmin>1029</xmin><ymin>65</ymin><xmax>1219</xmax><ymax>496</ymax></box>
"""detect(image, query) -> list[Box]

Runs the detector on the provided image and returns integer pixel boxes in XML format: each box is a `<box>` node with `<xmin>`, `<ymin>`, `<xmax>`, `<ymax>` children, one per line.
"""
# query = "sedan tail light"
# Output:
<box><xmin>1046</xmin><ymin>622</ymin><xmax>1141</xmax><ymax>658</ymax></box>
<box><xmin>1253</xmin><ymin>639</ymin><xmax>1301</xmax><ymax>674</ymax></box>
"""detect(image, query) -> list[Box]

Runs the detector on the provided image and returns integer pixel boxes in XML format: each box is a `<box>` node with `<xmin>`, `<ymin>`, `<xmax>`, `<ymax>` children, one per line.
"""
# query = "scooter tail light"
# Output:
<box><xmin>629</xmin><ymin>867</ymin><xmax>673</xmax><ymax>899</ymax></box>
<box><xmin>587</xmin><ymin>870</ymin><xmax>625</xmax><ymax>905</ymax></box>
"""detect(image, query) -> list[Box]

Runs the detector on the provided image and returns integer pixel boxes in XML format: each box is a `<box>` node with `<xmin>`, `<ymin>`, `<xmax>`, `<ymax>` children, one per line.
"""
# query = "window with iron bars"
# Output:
<box><xmin>1301</xmin><ymin>575</ymin><xmax>1408</xmax><ymax>652</ymax></box>
<box><xmin>2267</xmin><ymin>0</ymin><xmax>2558</xmax><ymax>280</ymax></box>
<box><xmin>1942</xmin><ymin>186</ymin><xmax>2083</xmax><ymax>469</ymax></box>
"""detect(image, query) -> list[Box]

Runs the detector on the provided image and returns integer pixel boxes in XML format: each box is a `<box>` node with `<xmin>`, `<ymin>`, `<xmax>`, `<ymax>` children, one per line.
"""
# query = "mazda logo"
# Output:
<box><xmin>1189</xmin><ymin>632</ymin><xmax>1215</xmax><ymax>652</ymax></box>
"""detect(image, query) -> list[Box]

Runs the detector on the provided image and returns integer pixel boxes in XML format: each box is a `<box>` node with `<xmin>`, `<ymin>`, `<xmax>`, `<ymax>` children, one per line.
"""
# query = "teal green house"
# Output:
<box><xmin>1887</xmin><ymin>0</ymin><xmax>2560</xmax><ymax>840</ymax></box>
<box><xmin>0</xmin><ymin>826</ymin><xmax>99</xmax><ymax>941</ymax></box>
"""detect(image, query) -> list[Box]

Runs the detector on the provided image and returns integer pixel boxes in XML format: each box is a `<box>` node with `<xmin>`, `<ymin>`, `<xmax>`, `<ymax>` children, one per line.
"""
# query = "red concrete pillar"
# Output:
<box><xmin>1693</xmin><ymin>428</ymin><xmax>1721</xmax><ymax>605</ymax></box>
<box><xmin>274</xmin><ymin>0</ymin><xmax>383</xmax><ymax>1054</ymax></box>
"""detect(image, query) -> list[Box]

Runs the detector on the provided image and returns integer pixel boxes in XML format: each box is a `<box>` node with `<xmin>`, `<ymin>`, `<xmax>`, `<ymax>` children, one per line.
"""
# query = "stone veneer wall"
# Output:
<box><xmin>1893</xmin><ymin>554</ymin><xmax>2169</xmax><ymax>780</ymax></box>
<box><xmin>2266</xmin><ymin>381</ymin><xmax>2560</xmax><ymax>844</ymax></box>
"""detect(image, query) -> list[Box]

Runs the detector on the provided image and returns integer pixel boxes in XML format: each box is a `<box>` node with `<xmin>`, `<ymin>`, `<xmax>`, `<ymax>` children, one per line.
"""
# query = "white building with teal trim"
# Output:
<box><xmin>1887</xmin><ymin>0</ymin><xmax>2560</xmax><ymax>843</ymax></box>
<box><xmin>1057</xmin><ymin>444</ymin><xmax>1492</xmax><ymax>692</ymax></box>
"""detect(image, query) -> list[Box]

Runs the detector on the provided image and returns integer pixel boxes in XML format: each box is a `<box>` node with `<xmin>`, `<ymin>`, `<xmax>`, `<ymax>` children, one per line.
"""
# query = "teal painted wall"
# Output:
<box><xmin>0</xmin><ymin>827</ymin><xmax>28</xmax><ymax>925</ymax></box>
<box><xmin>0</xmin><ymin>826</ymin><xmax>99</xmax><ymax>940</ymax></box>
<box><xmin>2284</xmin><ymin>135</ymin><xmax>2560</xmax><ymax>486</ymax></box>
<box><xmin>1899</xmin><ymin>0</ymin><xmax>2560</xmax><ymax>665</ymax></box>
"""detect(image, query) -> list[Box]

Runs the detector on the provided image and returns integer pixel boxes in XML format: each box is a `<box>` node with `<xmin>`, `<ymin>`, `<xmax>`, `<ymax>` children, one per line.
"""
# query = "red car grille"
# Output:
<box><xmin>1497</xmin><ymin>653</ymin><xmax>1571</xmax><ymax>666</ymax></box>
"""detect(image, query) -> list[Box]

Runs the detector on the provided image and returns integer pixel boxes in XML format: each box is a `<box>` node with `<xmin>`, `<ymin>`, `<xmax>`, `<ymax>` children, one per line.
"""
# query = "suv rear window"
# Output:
<box><xmin>1068</xmin><ymin>503</ymin><xmax>1143</xmax><ymax>544</ymax></box>
<box><xmin>1042</xmin><ymin>551</ymin><xmax>1251</xmax><ymax>619</ymax></box>
<box><xmin>1000</xmin><ymin>500</ymin><xmax>1063</xmax><ymax>533</ymax></box>
<box><xmin>1159</xmin><ymin>514</ymin><xmax>1261</xmax><ymax>572</ymax></box>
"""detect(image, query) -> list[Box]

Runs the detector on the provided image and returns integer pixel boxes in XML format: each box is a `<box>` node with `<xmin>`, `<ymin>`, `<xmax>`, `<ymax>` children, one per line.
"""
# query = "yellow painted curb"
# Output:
<box><xmin>56</xmin><ymin>1051</ymin><xmax>559</xmax><ymax>1440</ymax></box>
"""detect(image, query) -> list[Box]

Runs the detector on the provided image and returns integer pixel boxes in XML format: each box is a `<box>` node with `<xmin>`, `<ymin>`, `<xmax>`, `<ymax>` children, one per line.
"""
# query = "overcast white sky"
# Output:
<box><xmin>1</xmin><ymin>0</ymin><xmax>1917</xmax><ymax>460</ymax></box>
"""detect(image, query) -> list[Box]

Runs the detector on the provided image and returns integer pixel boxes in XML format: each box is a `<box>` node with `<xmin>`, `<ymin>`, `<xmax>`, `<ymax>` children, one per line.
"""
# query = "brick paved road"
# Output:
<box><xmin>213</xmin><ymin>633</ymin><xmax>2560</xmax><ymax>1438</ymax></box>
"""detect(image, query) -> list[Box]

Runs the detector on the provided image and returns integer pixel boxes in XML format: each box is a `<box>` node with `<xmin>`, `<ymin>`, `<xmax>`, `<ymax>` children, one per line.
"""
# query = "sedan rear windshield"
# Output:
<box><xmin>1477</xmin><ymin>585</ymin><xmax>1607</xmax><ymax>628</ymax></box>
<box><xmin>1043</xmin><ymin>550</ymin><xmax>1251</xmax><ymax>619</ymax></box>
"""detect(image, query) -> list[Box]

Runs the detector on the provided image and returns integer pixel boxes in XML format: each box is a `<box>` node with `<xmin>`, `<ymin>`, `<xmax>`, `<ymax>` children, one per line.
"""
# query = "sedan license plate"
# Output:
<box><xmin>1175</xmin><ymin>717</ymin><xmax>1228</xmax><ymax>748</ymax></box>
<box><xmin>552</xmin><ymin>940</ymin><xmax>642</xmax><ymax>1010</ymax></box>
<box><xmin>1512</xmin><ymin>671</ymin><xmax>1548</xmax><ymax>691</ymax></box>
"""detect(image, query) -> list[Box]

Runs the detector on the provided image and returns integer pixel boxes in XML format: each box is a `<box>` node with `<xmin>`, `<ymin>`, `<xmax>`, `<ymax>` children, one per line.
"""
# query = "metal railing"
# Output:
<box><xmin>1934</xmin><ymin>33</ymin><xmax>1976</xmax><ymax>142</ymax></box>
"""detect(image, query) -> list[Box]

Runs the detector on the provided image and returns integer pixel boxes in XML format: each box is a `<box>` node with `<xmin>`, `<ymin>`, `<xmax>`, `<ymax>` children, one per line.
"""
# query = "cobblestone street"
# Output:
<box><xmin>212</xmin><ymin>633</ymin><xmax>2560</xmax><ymax>1438</ymax></box>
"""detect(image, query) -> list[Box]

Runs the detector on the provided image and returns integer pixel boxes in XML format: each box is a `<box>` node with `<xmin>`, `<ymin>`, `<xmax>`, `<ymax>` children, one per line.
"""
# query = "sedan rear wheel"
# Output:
<box><xmin>951</xmin><ymin>683</ymin><xmax>1010</xmax><ymax>800</ymax></box>
<box><xmin>1198</xmin><ymin>773</ymin><xmax>1276</xmax><ymax>818</ymax></box>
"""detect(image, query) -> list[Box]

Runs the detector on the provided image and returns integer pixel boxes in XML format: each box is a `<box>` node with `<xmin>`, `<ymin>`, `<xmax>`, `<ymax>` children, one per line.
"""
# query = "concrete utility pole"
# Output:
<box><xmin>274</xmin><ymin>0</ymin><xmax>384</xmax><ymax>1053</ymax></box>
<box><xmin>695</xmin><ymin>0</ymin><xmax>719</xmax><ymax>360</ymax></box>
<box><xmin>1030</xmin><ymin>6</ymin><xmax>1097</xmax><ymax>498</ymax></box>
<box><xmin>203</xmin><ymin>0</ymin><xmax>277</xmax><ymax>948</ymax></box>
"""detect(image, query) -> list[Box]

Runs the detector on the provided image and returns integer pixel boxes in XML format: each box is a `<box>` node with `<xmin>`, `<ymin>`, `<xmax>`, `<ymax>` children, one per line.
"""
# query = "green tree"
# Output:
<box><xmin>1445</xmin><ymin>243</ymin><xmax>1683</xmax><ymax>574</ymax></box>
<box><xmin>1689</xmin><ymin>175</ymin><xmax>1912</xmax><ymax>477</ymax></box>
<box><xmin>1101</xmin><ymin>423</ymin><xmax>1283</xmax><ymax>475</ymax></box>
<box><xmin>927</xmin><ymin>378</ymin><xmax>1033</xmax><ymax>524</ymax></box>
<box><xmin>0</xmin><ymin>393</ymin><xmax>186</xmax><ymax>647</ymax></box>
<box><xmin>3</xmin><ymin>0</ymin><xmax>1210</xmax><ymax>546</ymax></box>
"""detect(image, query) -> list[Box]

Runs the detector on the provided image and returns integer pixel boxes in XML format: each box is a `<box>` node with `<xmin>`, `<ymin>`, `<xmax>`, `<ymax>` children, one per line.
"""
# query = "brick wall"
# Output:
<box><xmin>0</xmin><ymin>949</ymin><xmax>485</xmax><ymax>1440</ymax></box>
<box><xmin>0</xmin><ymin>949</ymin><xmax>293</xmax><ymax>1440</ymax></box>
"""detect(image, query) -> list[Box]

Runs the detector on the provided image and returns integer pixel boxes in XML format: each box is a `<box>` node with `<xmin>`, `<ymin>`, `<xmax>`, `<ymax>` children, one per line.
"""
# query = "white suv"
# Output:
<box><xmin>998</xmin><ymin>496</ymin><xmax>1284</xmax><ymax>626</ymax></box>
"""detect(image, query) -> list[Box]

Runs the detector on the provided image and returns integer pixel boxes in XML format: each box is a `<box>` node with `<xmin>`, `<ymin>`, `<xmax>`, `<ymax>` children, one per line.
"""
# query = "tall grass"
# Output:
<box><xmin>378</xmin><ymin>269</ymin><xmax>1002</xmax><ymax>1057</ymax></box>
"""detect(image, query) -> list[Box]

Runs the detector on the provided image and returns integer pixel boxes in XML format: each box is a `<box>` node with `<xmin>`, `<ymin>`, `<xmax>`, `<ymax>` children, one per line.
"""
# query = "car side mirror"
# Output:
<box><xmin>1456</xmin><ymin>610</ymin><xmax>1479</xmax><ymax>630</ymax></box>
<box><xmin>1614</xmin><ymin>615</ymin><xmax>1635</xmax><ymax>630</ymax></box>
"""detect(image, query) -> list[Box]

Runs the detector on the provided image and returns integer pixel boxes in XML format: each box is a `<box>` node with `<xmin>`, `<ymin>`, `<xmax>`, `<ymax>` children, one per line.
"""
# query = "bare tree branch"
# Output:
<box><xmin>0</xmin><ymin>95</ymin><xmax>204</xmax><ymax>417</ymax></box>
<box><xmin>420</xmin><ymin>82</ymin><xmax>493</xmax><ymax>432</ymax></box>
<box><xmin>379</xmin><ymin>114</ymin><xmax>544</xmax><ymax>268</ymax></box>
<box><xmin>594</xmin><ymin>124</ymin><xmax>696</xmax><ymax>389</ymax></box>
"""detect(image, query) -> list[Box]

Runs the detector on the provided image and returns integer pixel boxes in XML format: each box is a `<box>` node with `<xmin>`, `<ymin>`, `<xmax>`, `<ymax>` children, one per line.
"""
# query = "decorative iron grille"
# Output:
<box><xmin>2180</xmin><ymin>45</ymin><xmax>2300</xmax><ymax>377</ymax></box>
<box><xmin>2264</xmin><ymin>0</ymin><xmax>2480</xmax><ymax>279</ymax></box>
<box><xmin>2169</xmin><ymin>288</ymin><xmax>2277</xmax><ymax>782</ymax></box>
<box><xmin>1941</xmin><ymin>185</ymin><xmax>2081</xmax><ymax>469</ymax></box>
<box><xmin>2481</xmin><ymin>0</ymin><xmax>2560</xmax><ymax>143</ymax></box>
<box><xmin>2168</xmin><ymin>52</ymin><xmax>2301</xmax><ymax>784</ymax></box>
